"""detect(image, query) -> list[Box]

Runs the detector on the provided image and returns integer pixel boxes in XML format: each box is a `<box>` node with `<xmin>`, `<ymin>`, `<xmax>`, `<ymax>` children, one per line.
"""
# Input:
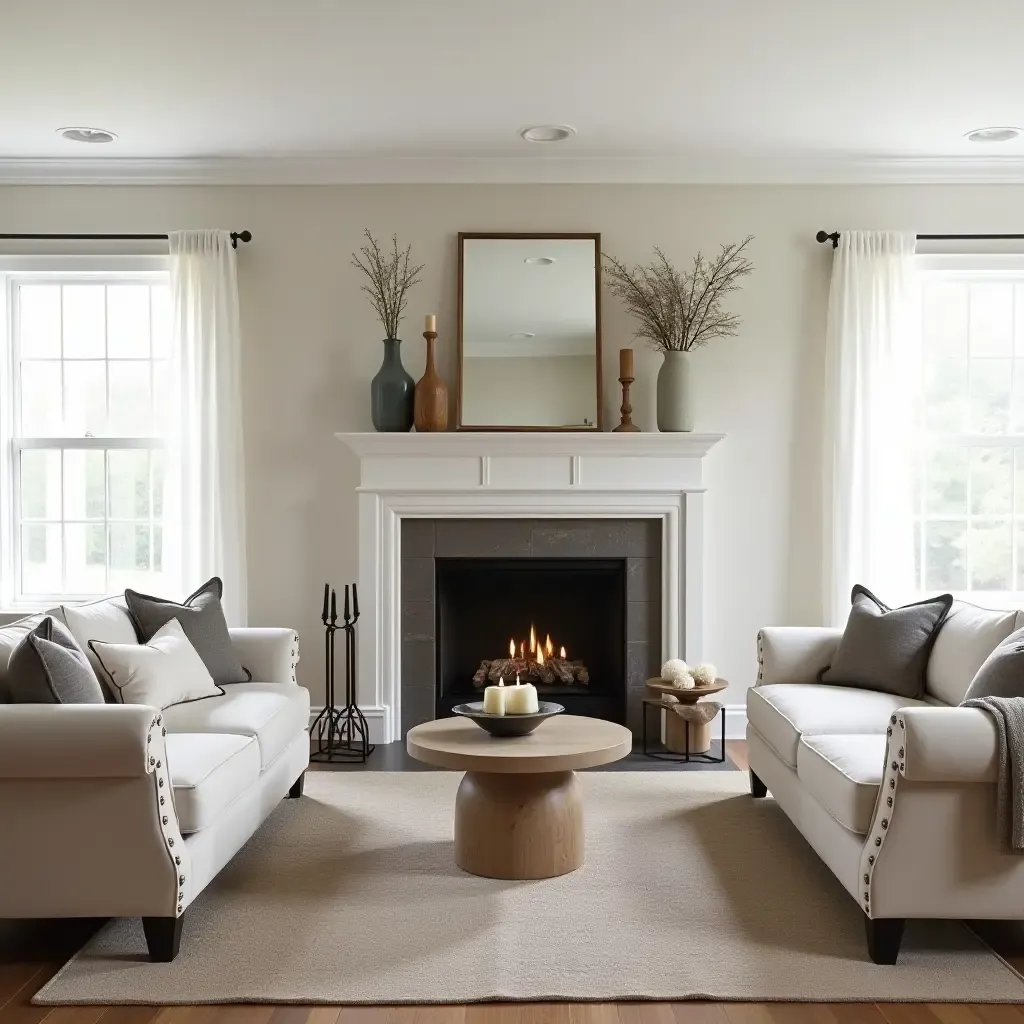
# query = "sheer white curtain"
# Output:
<box><xmin>167</xmin><ymin>230</ymin><xmax>248</xmax><ymax>624</ymax></box>
<box><xmin>822</xmin><ymin>230</ymin><xmax>919</xmax><ymax>625</ymax></box>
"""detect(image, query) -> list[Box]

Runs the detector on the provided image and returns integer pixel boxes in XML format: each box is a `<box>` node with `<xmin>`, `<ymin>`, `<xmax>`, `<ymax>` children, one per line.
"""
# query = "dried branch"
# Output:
<box><xmin>602</xmin><ymin>236</ymin><xmax>754</xmax><ymax>352</ymax></box>
<box><xmin>351</xmin><ymin>230</ymin><xmax>424</xmax><ymax>339</ymax></box>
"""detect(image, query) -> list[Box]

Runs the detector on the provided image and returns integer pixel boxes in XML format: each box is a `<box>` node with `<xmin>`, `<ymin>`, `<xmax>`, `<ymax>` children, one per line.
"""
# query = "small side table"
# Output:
<box><xmin>642</xmin><ymin>677</ymin><xmax>728</xmax><ymax>763</ymax></box>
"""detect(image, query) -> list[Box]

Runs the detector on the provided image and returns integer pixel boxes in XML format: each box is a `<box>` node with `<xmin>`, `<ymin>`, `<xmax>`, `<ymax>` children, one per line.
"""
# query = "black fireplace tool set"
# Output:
<box><xmin>309</xmin><ymin>582</ymin><xmax>375</xmax><ymax>763</ymax></box>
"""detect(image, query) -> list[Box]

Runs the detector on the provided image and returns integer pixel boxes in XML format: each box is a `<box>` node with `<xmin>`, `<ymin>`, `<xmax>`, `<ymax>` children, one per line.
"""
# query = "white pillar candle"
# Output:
<box><xmin>505</xmin><ymin>680</ymin><xmax>539</xmax><ymax>714</ymax></box>
<box><xmin>482</xmin><ymin>677</ymin><xmax>506</xmax><ymax>715</ymax></box>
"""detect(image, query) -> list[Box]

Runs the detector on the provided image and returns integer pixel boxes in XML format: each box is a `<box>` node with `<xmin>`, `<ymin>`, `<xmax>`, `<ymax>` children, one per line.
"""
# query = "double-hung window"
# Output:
<box><xmin>911</xmin><ymin>256</ymin><xmax>1024</xmax><ymax>605</ymax></box>
<box><xmin>0</xmin><ymin>258</ymin><xmax>175</xmax><ymax>606</ymax></box>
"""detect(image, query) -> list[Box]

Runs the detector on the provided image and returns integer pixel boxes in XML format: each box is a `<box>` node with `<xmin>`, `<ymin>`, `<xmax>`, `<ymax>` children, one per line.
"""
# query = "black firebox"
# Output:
<box><xmin>435</xmin><ymin>557</ymin><xmax>627</xmax><ymax>723</ymax></box>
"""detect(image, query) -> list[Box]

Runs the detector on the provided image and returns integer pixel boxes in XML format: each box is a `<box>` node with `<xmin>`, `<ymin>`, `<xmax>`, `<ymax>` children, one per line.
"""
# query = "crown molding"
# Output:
<box><xmin>4</xmin><ymin>153</ymin><xmax>1024</xmax><ymax>186</ymax></box>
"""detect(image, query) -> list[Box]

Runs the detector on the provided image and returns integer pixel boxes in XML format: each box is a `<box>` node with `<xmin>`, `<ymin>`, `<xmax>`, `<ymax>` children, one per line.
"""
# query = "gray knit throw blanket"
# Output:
<box><xmin>962</xmin><ymin>696</ymin><xmax>1024</xmax><ymax>851</ymax></box>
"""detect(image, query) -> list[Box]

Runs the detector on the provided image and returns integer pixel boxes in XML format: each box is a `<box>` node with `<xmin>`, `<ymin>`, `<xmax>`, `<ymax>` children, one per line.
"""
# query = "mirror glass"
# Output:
<box><xmin>459</xmin><ymin>235</ymin><xmax>601</xmax><ymax>430</ymax></box>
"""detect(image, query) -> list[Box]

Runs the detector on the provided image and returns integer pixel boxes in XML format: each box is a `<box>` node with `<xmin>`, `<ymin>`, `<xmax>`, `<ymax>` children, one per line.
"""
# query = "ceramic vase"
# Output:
<box><xmin>656</xmin><ymin>350</ymin><xmax>694</xmax><ymax>432</ymax></box>
<box><xmin>371</xmin><ymin>338</ymin><xmax>415</xmax><ymax>432</ymax></box>
<box><xmin>413</xmin><ymin>334</ymin><xmax>448</xmax><ymax>432</ymax></box>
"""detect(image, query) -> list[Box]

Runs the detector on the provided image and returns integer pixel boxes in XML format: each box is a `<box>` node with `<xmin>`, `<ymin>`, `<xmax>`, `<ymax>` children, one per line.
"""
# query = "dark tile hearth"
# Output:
<box><xmin>311</xmin><ymin>740</ymin><xmax>736</xmax><ymax>772</ymax></box>
<box><xmin>401</xmin><ymin>517</ymin><xmax>665</xmax><ymax>740</ymax></box>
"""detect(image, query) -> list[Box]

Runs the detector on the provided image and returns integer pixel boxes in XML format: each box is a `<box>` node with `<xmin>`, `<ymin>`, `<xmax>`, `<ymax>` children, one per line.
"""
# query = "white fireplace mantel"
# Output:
<box><xmin>337</xmin><ymin>431</ymin><xmax>724</xmax><ymax>743</ymax></box>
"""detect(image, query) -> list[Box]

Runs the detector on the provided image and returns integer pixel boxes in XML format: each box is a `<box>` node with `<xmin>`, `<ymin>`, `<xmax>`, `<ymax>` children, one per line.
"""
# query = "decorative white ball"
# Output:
<box><xmin>692</xmin><ymin>663</ymin><xmax>717</xmax><ymax>687</ymax></box>
<box><xmin>661</xmin><ymin>658</ymin><xmax>689</xmax><ymax>684</ymax></box>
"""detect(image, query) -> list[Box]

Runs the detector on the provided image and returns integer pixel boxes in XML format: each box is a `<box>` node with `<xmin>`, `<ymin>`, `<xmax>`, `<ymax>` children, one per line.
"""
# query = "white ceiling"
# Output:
<box><xmin>5</xmin><ymin>0</ymin><xmax>1024</xmax><ymax>183</ymax></box>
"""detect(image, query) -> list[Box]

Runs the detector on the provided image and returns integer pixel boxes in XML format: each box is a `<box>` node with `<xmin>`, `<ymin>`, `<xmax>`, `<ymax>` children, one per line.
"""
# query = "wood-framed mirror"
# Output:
<box><xmin>457</xmin><ymin>232</ymin><xmax>603</xmax><ymax>431</ymax></box>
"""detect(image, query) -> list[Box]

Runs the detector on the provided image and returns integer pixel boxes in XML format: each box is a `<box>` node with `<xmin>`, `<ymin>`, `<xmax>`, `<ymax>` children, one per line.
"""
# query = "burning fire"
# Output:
<box><xmin>509</xmin><ymin>626</ymin><xmax>566</xmax><ymax>663</ymax></box>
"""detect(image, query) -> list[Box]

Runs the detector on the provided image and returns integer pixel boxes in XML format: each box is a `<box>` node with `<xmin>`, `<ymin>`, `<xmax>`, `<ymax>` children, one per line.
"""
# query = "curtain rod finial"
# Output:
<box><xmin>230</xmin><ymin>230</ymin><xmax>252</xmax><ymax>249</ymax></box>
<box><xmin>816</xmin><ymin>230</ymin><xmax>840</xmax><ymax>248</ymax></box>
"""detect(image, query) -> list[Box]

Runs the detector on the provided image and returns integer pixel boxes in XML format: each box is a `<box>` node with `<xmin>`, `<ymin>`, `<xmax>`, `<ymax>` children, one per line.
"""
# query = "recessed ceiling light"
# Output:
<box><xmin>966</xmin><ymin>126</ymin><xmax>1022</xmax><ymax>143</ymax></box>
<box><xmin>57</xmin><ymin>126</ymin><xmax>118</xmax><ymax>144</ymax></box>
<box><xmin>519</xmin><ymin>124</ymin><xmax>576</xmax><ymax>143</ymax></box>
<box><xmin>508</xmin><ymin>332</ymin><xmax>536</xmax><ymax>339</ymax></box>
<box><xmin>524</xmin><ymin>256</ymin><xmax>556</xmax><ymax>266</ymax></box>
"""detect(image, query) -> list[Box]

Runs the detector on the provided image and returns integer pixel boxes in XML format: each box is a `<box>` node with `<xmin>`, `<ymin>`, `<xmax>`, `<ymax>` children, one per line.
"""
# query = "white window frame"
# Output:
<box><xmin>912</xmin><ymin>253</ymin><xmax>1024</xmax><ymax>609</ymax></box>
<box><xmin>0</xmin><ymin>256</ymin><xmax>172</xmax><ymax>610</ymax></box>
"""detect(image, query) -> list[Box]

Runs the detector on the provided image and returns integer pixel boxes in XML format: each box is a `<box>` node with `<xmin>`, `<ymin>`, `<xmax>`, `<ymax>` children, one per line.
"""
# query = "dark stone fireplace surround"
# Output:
<box><xmin>401</xmin><ymin>518</ymin><xmax>663</xmax><ymax>739</ymax></box>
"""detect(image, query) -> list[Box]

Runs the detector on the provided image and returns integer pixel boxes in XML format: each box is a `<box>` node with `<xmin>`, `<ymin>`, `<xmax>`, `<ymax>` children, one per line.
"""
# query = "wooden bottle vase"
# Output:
<box><xmin>414</xmin><ymin>331</ymin><xmax>448</xmax><ymax>432</ymax></box>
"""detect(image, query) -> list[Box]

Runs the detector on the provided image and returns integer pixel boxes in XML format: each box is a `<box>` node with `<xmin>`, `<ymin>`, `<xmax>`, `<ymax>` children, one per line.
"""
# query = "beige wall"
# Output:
<box><xmin>2</xmin><ymin>182</ymin><xmax>1023</xmax><ymax>708</ymax></box>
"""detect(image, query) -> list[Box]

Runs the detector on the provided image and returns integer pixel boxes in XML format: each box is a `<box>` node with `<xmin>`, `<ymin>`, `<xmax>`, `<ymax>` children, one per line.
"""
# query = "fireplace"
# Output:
<box><xmin>339</xmin><ymin>432</ymin><xmax>721</xmax><ymax>744</ymax></box>
<box><xmin>435</xmin><ymin>557</ymin><xmax>627</xmax><ymax>722</ymax></box>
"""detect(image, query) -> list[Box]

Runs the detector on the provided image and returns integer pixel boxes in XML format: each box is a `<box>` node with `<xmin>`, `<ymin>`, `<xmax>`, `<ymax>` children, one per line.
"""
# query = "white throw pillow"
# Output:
<box><xmin>89</xmin><ymin>618</ymin><xmax>223</xmax><ymax>710</ymax></box>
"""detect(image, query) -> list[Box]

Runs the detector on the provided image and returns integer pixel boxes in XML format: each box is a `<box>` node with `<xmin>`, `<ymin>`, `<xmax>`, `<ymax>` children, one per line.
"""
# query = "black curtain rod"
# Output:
<box><xmin>0</xmin><ymin>230</ymin><xmax>252</xmax><ymax>249</ymax></box>
<box><xmin>816</xmin><ymin>229</ymin><xmax>1024</xmax><ymax>249</ymax></box>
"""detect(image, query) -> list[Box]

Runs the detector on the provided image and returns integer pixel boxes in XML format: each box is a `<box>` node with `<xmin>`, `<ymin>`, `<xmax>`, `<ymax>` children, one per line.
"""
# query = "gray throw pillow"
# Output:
<box><xmin>820</xmin><ymin>585</ymin><xmax>953</xmax><ymax>699</ymax></box>
<box><xmin>8</xmin><ymin>616</ymin><xmax>105</xmax><ymax>704</ymax></box>
<box><xmin>962</xmin><ymin>626</ymin><xmax>1024</xmax><ymax>701</ymax></box>
<box><xmin>125</xmin><ymin>577</ymin><xmax>250</xmax><ymax>686</ymax></box>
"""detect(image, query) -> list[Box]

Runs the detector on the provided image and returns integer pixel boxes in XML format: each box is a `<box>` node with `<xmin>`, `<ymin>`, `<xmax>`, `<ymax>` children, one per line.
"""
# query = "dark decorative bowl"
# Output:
<box><xmin>452</xmin><ymin>701</ymin><xmax>564</xmax><ymax>737</ymax></box>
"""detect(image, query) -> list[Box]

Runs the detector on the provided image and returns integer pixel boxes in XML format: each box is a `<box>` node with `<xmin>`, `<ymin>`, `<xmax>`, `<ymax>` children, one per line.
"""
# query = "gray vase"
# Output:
<box><xmin>656</xmin><ymin>350</ymin><xmax>694</xmax><ymax>432</ymax></box>
<box><xmin>371</xmin><ymin>338</ymin><xmax>415</xmax><ymax>432</ymax></box>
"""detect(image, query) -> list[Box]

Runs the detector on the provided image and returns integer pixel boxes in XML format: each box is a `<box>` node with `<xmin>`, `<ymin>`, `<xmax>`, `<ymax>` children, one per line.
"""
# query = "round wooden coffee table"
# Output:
<box><xmin>406</xmin><ymin>715</ymin><xmax>632</xmax><ymax>880</ymax></box>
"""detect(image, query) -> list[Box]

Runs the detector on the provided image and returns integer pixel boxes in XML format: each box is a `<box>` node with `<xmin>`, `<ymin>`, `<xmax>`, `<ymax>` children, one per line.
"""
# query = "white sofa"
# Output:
<box><xmin>0</xmin><ymin>601</ymin><xmax>309</xmax><ymax>962</ymax></box>
<box><xmin>747</xmin><ymin>601</ymin><xmax>1024</xmax><ymax>964</ymax></box>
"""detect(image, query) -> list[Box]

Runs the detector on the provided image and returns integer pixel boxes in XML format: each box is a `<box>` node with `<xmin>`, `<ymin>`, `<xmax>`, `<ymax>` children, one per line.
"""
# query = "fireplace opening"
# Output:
<box><xmin>435</xmin><ymin>557</ymin><xmax>627</xmax><ymax>723</ymax></box>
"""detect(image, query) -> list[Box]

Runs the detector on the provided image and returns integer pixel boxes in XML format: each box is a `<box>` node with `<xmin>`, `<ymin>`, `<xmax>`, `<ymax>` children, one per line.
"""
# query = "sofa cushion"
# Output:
<box><xmin>165</xmin><ymin>732</ymin><xmax>261</xmax><ymax>833</ymax></box>
<box><xmin>821</xmin><ymin>585</ymin><xmax>952</xmax><ymax>699</ymax></box>
<box><xmin>60</xmin><ymin>596</ymin><xmax>138</xmax><ymax>697</ymax></box>
<box><xmin>748</xmin><ymin>683</ymin><xmax>926</xmax><ymax>768</ymax></box>
<box><xmin>161</xmin><ymin>683</ymin><xmax>310</xmax><ymax>769</ymax></box>
<box><xmin>125</xmin><ymin>577</ymin><xmax>250</xmax><ymax>687</ymax></box>
<box><xmin>90</xmin><ymin>618</ymin><xmax>223</xmax><ymax>710</ymax></box>
<box><xmin>927</xmin><ymin>601</ymin><xmax>1020</xmax><ymax>706</ymax></box>
<box><xmin>8</xmin><ymin>617</ymin><xmax>104</xmax><ymax>705</ymax></box>
<box><xmin>797</xmin><ymin>734</ymin><xmax>886</xmax><ymax>834</ymax></box>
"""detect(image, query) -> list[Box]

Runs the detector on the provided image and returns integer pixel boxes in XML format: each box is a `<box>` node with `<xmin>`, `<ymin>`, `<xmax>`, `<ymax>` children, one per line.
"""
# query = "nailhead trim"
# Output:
<box><xmin>148</xmin><ymin>716</ymin><xmax>186</xmax><ymax>919</ymax></box>
<box><xmin>860</xmin><ymin>715</ymin><xmax>907</xmax><ymax>913</ymax></box>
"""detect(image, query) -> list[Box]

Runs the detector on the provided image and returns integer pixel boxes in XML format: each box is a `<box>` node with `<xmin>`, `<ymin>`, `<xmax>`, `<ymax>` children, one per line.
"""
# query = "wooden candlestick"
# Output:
<box><xmin>414</xmin><ymin>330</ymin><xmax>449</xmax><ymax>432</ymax></box>
<box><xmin>612</xmin><ymin>375</ymin><xmax>640</xmax><ymax>432</ymax></box>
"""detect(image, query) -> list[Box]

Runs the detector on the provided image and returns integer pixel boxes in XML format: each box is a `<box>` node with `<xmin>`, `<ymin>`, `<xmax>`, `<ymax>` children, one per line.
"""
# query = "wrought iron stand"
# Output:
<box><xmin>309</xmin><ymin>583</ymin><xmax>375</xmax><ymax>764</ymax></box>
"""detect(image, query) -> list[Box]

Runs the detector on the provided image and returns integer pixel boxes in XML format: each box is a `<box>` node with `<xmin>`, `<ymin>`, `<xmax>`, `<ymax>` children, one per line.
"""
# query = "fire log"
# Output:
<box><xmin>472</xmin><ymin>657</ymin><xmax>589</xmax><ymax>688</ymax></box>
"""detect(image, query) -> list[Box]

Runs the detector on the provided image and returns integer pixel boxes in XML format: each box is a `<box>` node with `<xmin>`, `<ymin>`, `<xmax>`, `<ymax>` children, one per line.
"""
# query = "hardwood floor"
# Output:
<box><xmin>4</xmin><ymin>740</ymin><xmax>1024</xmax><ymax>1022</ymax></box>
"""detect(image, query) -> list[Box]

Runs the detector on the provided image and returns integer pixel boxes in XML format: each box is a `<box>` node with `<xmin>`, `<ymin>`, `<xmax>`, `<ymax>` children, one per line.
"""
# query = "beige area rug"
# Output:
<box><xmin>35</xmin><ymin>771</ymin><xmax>1024</xmax><ymax>1004</ymax></box>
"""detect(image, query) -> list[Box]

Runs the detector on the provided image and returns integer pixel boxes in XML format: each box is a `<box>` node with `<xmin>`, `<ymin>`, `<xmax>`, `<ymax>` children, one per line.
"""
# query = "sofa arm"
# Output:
<box><xmin>899</xmin><ymin>706</ymin><xmax>999</xmax><ymax>783</ymax></box>
<box><xmin>230</xmin><ymin>627</ymin><xmax>299</xmax><ymax>684</ymax></box>
<box><xmin>756</xmin><ymin>626</ymin><xmax>843</xmax><ymax>685</ymax></box>
<box><xmin>0</xmin><ymin>704</ymin><xmax>160</xmax><ymax>780</ymax></box>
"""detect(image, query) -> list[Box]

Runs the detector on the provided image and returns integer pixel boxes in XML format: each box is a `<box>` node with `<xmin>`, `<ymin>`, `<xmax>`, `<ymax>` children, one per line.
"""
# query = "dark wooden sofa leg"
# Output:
<box><xmin>143</xmin><ymin>914</ymin><xmax>184</xmax><ymax>962</ymax></box>
<box><xmin>749</xmin><ymin>769</ymin><xmax>768</xmax><ymax>798</ymax></box>
<box><xmin>865</xmin><ymin>916</ymin><xmax>905</xmax><ymax>964</ymax></box>
<box><xmin>288</xmin><ymin>771</ymin><xmax>305</xmax><ymax>798</ymax></box>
